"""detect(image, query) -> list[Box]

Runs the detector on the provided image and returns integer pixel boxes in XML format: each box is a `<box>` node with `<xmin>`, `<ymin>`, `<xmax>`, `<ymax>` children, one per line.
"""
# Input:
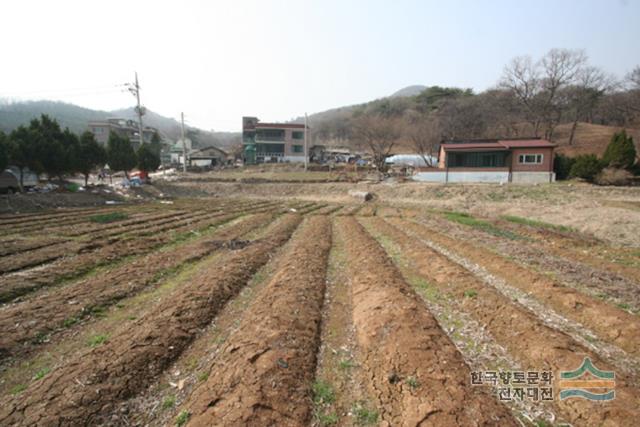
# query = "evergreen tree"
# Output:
<box><xmin>8</xmin><ymin>125</ymin><xmax>41</xmax><ymax>190</ymax></box>
<box><xmin>602</xmin><ymin>130</ymin><xmax>636</xmax><ymax>170</ymax></box>
<box><xmin>107</xmin><ymin>132</ymin><xmax>137</xmax><ymax>178</ymax></box>
<box><xmin>77</xmin><ymin>131</ymin><xmax>107</xmax><ymax>186</ymax></box>
<box><xmin>0</xmin><ymin>131</ymin><xmax>7</xmax><ymax>172</ymax></box>
<box><xmin>569</xmin><ymin>154</ymin><xmax>604</xmax><ymax>182</ymax></box>
<box><xmin>553</xmin><ymin>153</ymin><xmax>575</xmax><ymax>180</ymax></box>
<box><xmin>137</xmin><ymin>143</ymin><xmax>161</xmax><ymax>173</ymax></box>
<box><xmin>28</xmin><ymin>115</ymin><xmax>67</xmax><ymax>180</ymax></box>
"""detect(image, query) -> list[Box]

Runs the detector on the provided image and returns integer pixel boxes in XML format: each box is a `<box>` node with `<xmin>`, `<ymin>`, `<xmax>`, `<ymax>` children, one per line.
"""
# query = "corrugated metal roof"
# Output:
<box><xmin>442</xmin><ymin>143</ymin><xmax>507</xmax><ymax>150</ymax></box>
<box><xmin>498</xmin><ymin>139</ymin><xmax>555</xmax><ymax>148</ymax></box>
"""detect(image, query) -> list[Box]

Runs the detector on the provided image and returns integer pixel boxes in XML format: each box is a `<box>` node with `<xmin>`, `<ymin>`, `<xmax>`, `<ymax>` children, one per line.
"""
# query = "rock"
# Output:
<box><xmin>348</xmin><ymin>190</ymin><xmax>374</xmax><ymax>202</ymax></box>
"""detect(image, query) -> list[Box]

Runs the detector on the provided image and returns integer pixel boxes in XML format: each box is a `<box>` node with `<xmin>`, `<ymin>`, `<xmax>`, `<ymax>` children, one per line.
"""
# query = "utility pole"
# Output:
<box><xmin>181</xmin><ymin>112</ymin><xmax>187</xmax><ymax>173</ymax></box>
<box><xmin>126</xmin><ymin>72</ymin><xmax>146</xmax><ymax>145</ymax></box>
<box><xmin>304</xmin><ymin>112</ymin><xmax>308</xmax><ymax>172</ymax></box>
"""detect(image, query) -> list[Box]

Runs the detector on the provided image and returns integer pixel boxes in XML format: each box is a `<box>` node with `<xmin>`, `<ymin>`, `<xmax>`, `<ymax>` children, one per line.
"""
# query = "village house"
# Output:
<box><xmin>88</xmin><ymin>118</ymin><xmax>158</xmax><ymax>147</ymax></box>
<box><xmin>414</xmin><ymin>138</ymin><xmax>556</xmax><ymax>184</ymax></box>
<box><xmin>242</xmin><ymin>116</ymin><xmax>308</xmax><ymax>164</ymax></box>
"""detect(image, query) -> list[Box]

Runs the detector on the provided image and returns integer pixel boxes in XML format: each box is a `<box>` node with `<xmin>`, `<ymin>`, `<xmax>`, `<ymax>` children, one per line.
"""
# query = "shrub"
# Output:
<box><xmin>553</xmin><ymin>153</ymin><xmax>575</xmax><ymax>180</ymax></box>
<box><xmin>603</xmin><ymin>130</ymin><xmax>636</xmax><ymax>170</ymax></box>
<box><xmin>595</xmin><ymin>167</ymin><xmax>634</xmax><ymax>186</ymax></box>
<box><xmin>569</xmin><ymin>155</ymin><xmax>604</xmax><ymax>182</ymax></box>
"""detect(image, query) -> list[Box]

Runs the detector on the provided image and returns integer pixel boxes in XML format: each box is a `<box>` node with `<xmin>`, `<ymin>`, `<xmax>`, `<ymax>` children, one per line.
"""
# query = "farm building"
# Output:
<box><xmin>414</xmin><ymin>138</ymin><xmax>556</xmax><ymax>184</ymax></box>
<box><xmin>242</xmin><ymin>116</ymin><xmax>309</xmax><ymax>164</ymax></box>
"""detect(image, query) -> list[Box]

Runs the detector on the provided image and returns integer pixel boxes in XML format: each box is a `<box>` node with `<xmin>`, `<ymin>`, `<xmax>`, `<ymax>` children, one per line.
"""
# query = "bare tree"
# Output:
<box><xmin>627</xmin><ymin>66</ymin><xmax>640</xmax><ymax>89</ymax></box>
<box><xmin>499</xmin><ymin>55</ymin><xmax>541</xmax><ymax>133</ymax></box>
<box><xmin>403</xmin><ymin>112</ymin><xmax>439</xmax><ymax>167</ymax></box>
<box><xmin>351</xmin><ymin>114</ymin><xmax>401</xmax><ymax>172</ymax></box>
<box><xmin>500</xmin><ymin>49</ymin><xmax>587</xmax><ymax>139</ymax></box>
<box><xmin>566</xmin><ymin>66</ymin><xmax>616</xmax><ymax>145</ymax></box>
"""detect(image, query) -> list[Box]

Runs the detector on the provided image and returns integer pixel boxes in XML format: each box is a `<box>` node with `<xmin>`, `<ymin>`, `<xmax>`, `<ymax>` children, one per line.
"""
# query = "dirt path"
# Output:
<box><xmin>0</xmin><ymin>214</ymin><xmax>302</xmax><ymax>426</ymax></box>
<box><xmin>0</xmin><ymin>213</ymin><xmax>276</xmax><ymax>364</ymax></box>
<box><xmin>395</xmin><ymin>217</ymin><xmax>640</xmax><ymax>359</ymax></box>
<box><xmin>336</xmin><ymin>216</ymin><xmax>516</xmax><ymax>426</ymax></box>
<box><xmin>311</xmin><ymin>218</ymin><xmax>372</xmax><ymax>426</ymax></box>
<box><xmin>179</xmin><ymin>216</ymin><xmax>331</xmax><ymax>426</ymax></box>
<box><xmin>371</xmin><ymin>217</ymin><xmax>640</xmax><ymax>426</ymax></box>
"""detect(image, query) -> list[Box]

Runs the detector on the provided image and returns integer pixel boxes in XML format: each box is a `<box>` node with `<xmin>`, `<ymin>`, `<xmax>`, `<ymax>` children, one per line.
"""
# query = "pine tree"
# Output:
<box><xmin>107</xmin><ymin>132</ymin><xmax>137</xmax><ymax>178</ymax></box>
<box><xmin>602</xmin><ymin>130</ymin><xmax>636</xmax><ymax>170</ymax></box>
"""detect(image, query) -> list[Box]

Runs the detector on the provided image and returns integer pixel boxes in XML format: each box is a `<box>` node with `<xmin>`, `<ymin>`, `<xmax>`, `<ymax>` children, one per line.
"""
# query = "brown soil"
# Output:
<box><xmin>400</xmin><ymin>216</ymin><xmax>640</xmax><ymax>356</ymax></box>
<box><xmin>0</xmin><ymin>213</ymin><xmax>275</xmax><ymax>364</ymax></box>
<box><xmin>181</xmin><ymin>216</ymin><xmax>331</xmax><ymax>426</ymax></box>
<box><xmin>336</xmin><ymin>216</ymin><xmax>517</xmax><ymax>426</ymax></box>
<box><xmin>369</xmin><ymin>217</ymin><xmax>640</xmax><ymax>426</ymax></box>
<box><xmin>0</xmin><ymin>201</ymin><xmax>278</xmax><ymax>303</ymax></box>
<box><xmin>0</xmin><ymin>214</ymin><xmax>302</xmax><ymax>426</ymax></box>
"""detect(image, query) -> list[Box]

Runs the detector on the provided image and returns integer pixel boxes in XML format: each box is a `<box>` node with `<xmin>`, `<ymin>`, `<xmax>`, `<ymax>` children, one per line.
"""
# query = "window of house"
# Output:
<box><xmin>292</xmin><ymin>131</ymin><xmax>304</xmax><ymax>140</ymax></box>
<box><xmin>518</xmin><ymin>154</ymin><xmax>543</xmax><ymax>164</ymax></box>
<box><xmin>292</xmin><ymin>144</ymin><xmax>304</xmax><ymax>153</ymax></box>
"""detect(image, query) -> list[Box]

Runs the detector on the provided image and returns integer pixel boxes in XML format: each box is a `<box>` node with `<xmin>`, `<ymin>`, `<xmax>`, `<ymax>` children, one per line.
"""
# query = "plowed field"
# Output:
<box><xmin>1</xmin><ymin>197</ymin><xmax>638</xmax><ymax>426</ymax></box>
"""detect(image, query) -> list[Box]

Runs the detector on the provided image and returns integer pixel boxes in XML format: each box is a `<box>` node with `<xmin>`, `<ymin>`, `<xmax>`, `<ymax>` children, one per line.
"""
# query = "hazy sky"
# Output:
<box><xmin>1</xmin><ymin>0</ymin><xmax>639</xmax><ymax>131</ymax></box>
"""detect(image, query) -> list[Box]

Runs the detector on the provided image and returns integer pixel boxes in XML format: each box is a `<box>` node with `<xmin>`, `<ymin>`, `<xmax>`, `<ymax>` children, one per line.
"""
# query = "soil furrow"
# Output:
<box><xmin>395</xmin><ymin>217</ymin><xmax>640</xmax><ymax>359</ymax></box>
<box><xmin>0</xmin><ymin>214</ymin><xmax>302</xmax><ymax>426</ymax></box>
<box><xmin>0</xmin><ymin>202</ymin><xmax>277</xmax><ymax>303</ymax></box>
<box><xmin>312</xmin><ymin>216</ymin><xmax>377</xmax><ymax>426</ymax></box>
<box><xmin>0</xmin><ymin>210</ymin><xmax>199</xmax><ymax>274</ymax></box>
<box><xmin>0</xmin><ymin>213</ymin><xmax>276</xmax><ymax>364</ymax></box>
<box><xmin>361</xmin><ymin>217</ymin><xmax>559</xmax><ymax>425</ymax></box>
<box><xmin>179</xmin><ymin>216</ymin><xmax>331</xmax><ymax>426</ymax></box>
<box><xmin>336</xmin><ymin>216</ymin><xmax>517</xmax><ymax>426</ymax></box>
<box><xmin>374</xmin><ymin>217</ymin><xmax>640</xmax><ymax>426</ymax></box>
<box><xmin>431</xmin><ymin>213</ymin><xmax>640</xmax><ymax>313</ymax></box>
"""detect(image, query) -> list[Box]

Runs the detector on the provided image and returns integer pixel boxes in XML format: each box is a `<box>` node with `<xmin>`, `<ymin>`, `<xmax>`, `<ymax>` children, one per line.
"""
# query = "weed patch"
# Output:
<box><xmin>443</xmin><ymin>211</ymin><xmax>522</xmax><ymax>240</ymax></box>
<box><xmin>89</xmin><ymin>212</ymin><xmax>129</xmax><ymax>224</ymax></box>
<box><xmin>87</xmin><ymin>334</ymin><xmax>108</xmax><ymax>347</ymax></box>
<box><xmin>501</xmin><ymin>215</ymin><xmax>575</xmax><ymax>233</ymax></box>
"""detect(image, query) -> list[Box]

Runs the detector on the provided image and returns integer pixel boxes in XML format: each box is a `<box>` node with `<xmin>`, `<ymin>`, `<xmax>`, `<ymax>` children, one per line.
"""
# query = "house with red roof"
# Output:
<box><xmin>414</xmin><ymin>138</ymin><xmax>556</xmax><ymax>184</ymax></box>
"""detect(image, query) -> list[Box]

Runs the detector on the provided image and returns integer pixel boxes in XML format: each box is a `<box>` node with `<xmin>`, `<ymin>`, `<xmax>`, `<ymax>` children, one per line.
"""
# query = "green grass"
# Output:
<box><xmin>175</xmin><ymin>410</ymin><xmax>190</xmax><ymax>426</ymax></box>
<box><xmin>405</xmin><ymin>376</ymin><xmax>420</xmax><ymax>389</ymax></box>
<box><xmin>316</xmin><ymin>411</ymin><xmax>339</xmax><ymax>426</ymax></box>
<box><xmin>501</xmin><ymin>215</ymin><xmax>576</xmax><ymax>233</ymax></box>
<box><xmin>62</xmin><ymin>316</ymin><xmax>80</xmax><ymax>328</ymax></box>
<box><xmin>339</xmin><ymin>359</ymin><xmax>356</xmax><ymax>370</ymax></box>
<box><xmin>162</xmin><ymin>395</ymin><xmax>176</xmax><ymax>410</ymax></box>
<box><xmin>352</xmin><ymin>403</ymin><xmax>379</xmax><ymax>425</ymax></box>
<box><xmin>89</xmin><ymin>211</ymin><xmax>129</xmax><ymax>224</ymax></box>
<box><xmin>443</xmin><ymin>211</ymin><xmax>522</xmax><ymax>240</ymax></box>
<box><xmin>463</xmin><ymin>289</ymin><xmax>478</xmax><ymax>298</ymax></box>
<box><xmin>312</xmin><ymin>380</ymin><xmax>336</xmax><ymax>405</ymax></box>
<box><xmin>10</xmin><ymin>384</ymin><xmax>27</xmax><ymax>395</ymax></box>
<box><xmin>87</xmin><ymin>333</ymin><xmax>109</xmax><ymax>347</ymax></box>
<box><xmin>34</xmin><ymin>367</ymin><xmax>50</xmax><ymax>380</ymax></box>
<box><xmin>197</xmin><ymin>371</ymin><xmax>209</xmax><ymax>382</ymax></box>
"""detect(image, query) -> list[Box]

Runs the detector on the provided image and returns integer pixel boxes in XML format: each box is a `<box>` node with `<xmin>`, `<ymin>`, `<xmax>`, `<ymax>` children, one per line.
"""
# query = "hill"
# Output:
<box><xmin>553</xmin><ymin>122</ymin><xmax>640</xmax><ymax>157</ymax></box>
<box><xmin>390</xmin><ymin>85</ymin><xmax>427</xmax><ymax>97</ymax></box>
<box><xmin>0</xmin><ymin>100</ymin><xmax>239</xmax><ymax>149</ymax></box>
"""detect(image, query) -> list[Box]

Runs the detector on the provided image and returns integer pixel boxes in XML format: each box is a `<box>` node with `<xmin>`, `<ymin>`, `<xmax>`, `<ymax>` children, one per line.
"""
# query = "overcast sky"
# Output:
<box><xmin>1</xmin><ymin>0</ymin><xmax>639</xmax><ymax>131</ymax></box>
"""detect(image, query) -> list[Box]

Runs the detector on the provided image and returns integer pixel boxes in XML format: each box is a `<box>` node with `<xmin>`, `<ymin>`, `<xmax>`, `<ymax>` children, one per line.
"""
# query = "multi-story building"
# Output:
<box><xmin>88</xmin><ymin>118</ymin><xmax>158</xmax><ymax>147</ymax></box>
<box><xmin>242</xmin><ymin>116</ymin><xmax>307</xmax><ymax>164</ymax></box>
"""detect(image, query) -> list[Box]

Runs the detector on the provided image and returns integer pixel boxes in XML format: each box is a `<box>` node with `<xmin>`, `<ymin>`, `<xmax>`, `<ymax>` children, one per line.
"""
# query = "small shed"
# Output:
<box><xmin>189</xmin><ymin>146</ymin><xmax>228</xmax><ymax>167</ymax></box>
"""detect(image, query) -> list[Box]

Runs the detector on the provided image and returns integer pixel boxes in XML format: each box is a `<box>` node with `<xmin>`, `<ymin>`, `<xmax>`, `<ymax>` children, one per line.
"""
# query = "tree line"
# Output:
<box><xmin>0</xmin><ymin>115</ymin><xmax>161</xmax><ymax>191</ymax></box>
<box><xmin>311</xmin><ymin>49</ymin><xmax>640</xmax><ymax>173</ymax></box>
